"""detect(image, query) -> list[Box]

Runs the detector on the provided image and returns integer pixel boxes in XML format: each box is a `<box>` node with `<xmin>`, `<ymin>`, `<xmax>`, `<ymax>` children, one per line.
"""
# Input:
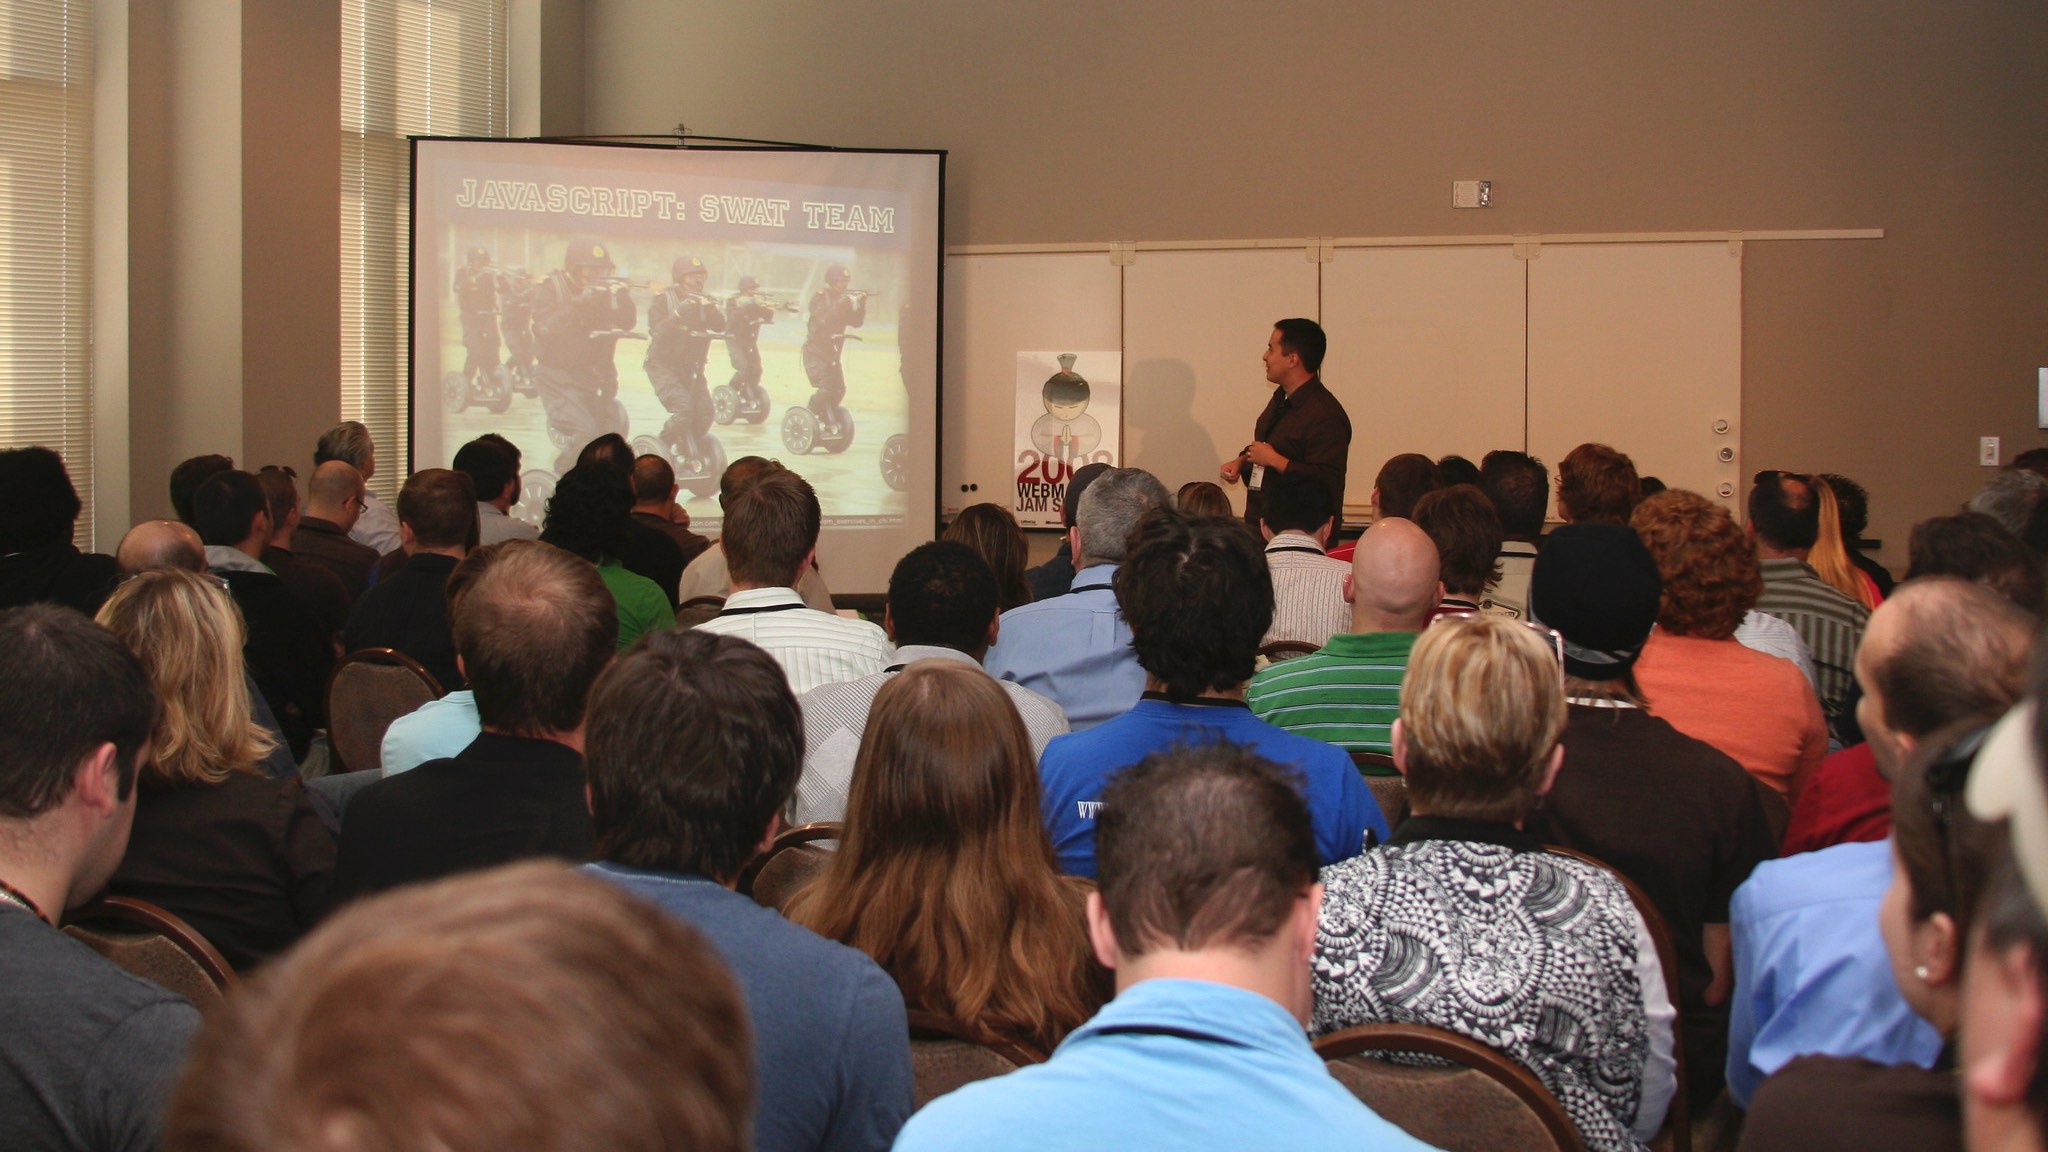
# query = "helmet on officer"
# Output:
<box><xmin>467</xmin><ymin>245</ymin><xmax>491</xmax><ymax>267</ymax></box>
<box><xmin>737</xmin><ymin>275</ymin><xmax>760</xmax><ymax>293</ymax></box>
<box><xmin>564</xmin><ymin>238</ymin><xmax>615</xmax><ymax>282</ymax></box>
<box><xmin>672</xmin><ymin>255</ymin><xmax>707</xmax><ymax>285</ymax></box>
<box><xmin>824</xmin><ymin>264</ymin><xmax>850</xmax><ymax>285</ymax></box>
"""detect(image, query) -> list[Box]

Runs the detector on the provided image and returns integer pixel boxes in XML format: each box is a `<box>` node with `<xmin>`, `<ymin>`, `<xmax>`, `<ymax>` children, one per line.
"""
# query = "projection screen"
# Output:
<box><xmin>410</xmin><ymin>138</ymin><xmax>943</xmax><ymax>595</ymax></box>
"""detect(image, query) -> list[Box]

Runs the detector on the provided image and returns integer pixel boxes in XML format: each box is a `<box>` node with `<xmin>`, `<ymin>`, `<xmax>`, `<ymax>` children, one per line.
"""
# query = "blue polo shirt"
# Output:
<box><xmin>895</xmin><ymin>977</ymin><xmax>1438</xmax><ymax>1152</ymax></box>
<box><xmin>985</xmin><ymin>563</ymin><xmax>1144</xmax><ymax>732</ymax></box>
<box><xmin>1038</xmin><ymin>696</ymin><xmax>1385</xmax><ymax>878</ymax></box>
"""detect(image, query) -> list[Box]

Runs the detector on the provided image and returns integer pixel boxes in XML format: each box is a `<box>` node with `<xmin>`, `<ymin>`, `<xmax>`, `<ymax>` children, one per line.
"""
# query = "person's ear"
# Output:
<box><xmin>1390</xmin><ymin>721</ymin><xmax>1410</xmax><ymax>777</ymax></box>
<box><xmin>1260</xmin><ymin>520</ymin><xmax>1276</xmax><ymax>542</ymax></box>
<box><xmin>1342</xmin><ymin>573</ymin><xmax>1356</xmax><ymax>604</ymax></box>
<box><xmin>71</xmin><ymin>743</ymin><xmax>123</xmax><ymax>817</ymax></box>
<box><xmin>1292</xmin><ymin>881</ymin><xmax>1325</xmax><ymax>963</ymax></box>
<box><xmin>1918</xmin><ymin>911</ymin><xmax>1963</xmax><ymax>987</ymax></box>
<box><xmin>1067</xmin><ymin>525</ymin><xmax>1082</xmax><ymax>564</ymax></box>
<box><xmin>400</xmin><ymin>520</ymin><xmax>418</xmax><ymax>550</ymax></box>
<box><xmin>1085</xmin><ymin>890</ymin><xmax>1121</xmax><ymax>971</ymax></box>
<box><xmin>752</xmin><ymin>810</ymin><xmax>786</xmax><ymax>860</ymax></box>
<box><xmin>1319</xmin><ymin>517</ymin><xmax>1336</xmax><ymax>547</ymax></box>
<box><xmin>1966</xmin><ymin>943</ymin><xmax>2048</xmax><ymax>1109</ymax></box>
<box><xmin>584</xmin><ymin>781</ymin><xmax>595</xmax><ymax>818</ymax></box>
<box><xmin>1535</xmin><ymin>743</ymin><xmax>1566</xmax><ymax>797</ymax></box>
<box><xmin>882</xmin><ymin>604</ymin><xmax>897</xmax><ymax>642</ymax></box>
<box><xmin>985</xmin><ymin>608</ymin><xmax>1001</xmax><ymax>649</ymax></box>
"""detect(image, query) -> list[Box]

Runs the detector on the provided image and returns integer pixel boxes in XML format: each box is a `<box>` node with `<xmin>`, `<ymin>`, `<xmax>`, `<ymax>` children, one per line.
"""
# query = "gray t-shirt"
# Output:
<box><xmin>0</xmin><ymin>906</ymin><xmax>202</xmax><ymax>1152</ymax></box>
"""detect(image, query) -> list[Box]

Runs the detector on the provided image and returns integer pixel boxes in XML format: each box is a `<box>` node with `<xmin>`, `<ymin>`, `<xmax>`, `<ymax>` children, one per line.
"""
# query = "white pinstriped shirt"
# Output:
<box><xmin>1262</xmin><ymin>531</ymin><xmax>1351</xmax><ymax>648</ymax></box>
<box><xmin>692</xmin><ymin>587</ymin><xmax>893</xmax><ymax>696</ymax></box>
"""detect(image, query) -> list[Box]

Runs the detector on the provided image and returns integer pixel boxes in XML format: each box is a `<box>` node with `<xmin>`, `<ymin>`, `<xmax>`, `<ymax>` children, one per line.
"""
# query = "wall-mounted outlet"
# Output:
<box><xmin>1452</xmin><ymin>180</ymin><xmax>1492</xmax><ymax>209</ymax></box>
<box><xmin>1981</xmin><ymin>436</ymin><xmax>2002</xmax><ymax>467</ymax></box>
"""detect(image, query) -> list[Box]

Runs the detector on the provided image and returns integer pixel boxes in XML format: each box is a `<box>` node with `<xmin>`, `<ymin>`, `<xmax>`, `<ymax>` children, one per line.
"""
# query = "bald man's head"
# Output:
<box><xmin>1855</xmin><ymin>575</ymin><xmax>2034</xmax><ymax>778</ymax></box>
<box><xmin>117</xmin><ymin>519</ymin><xmax>206</xmax><ymax>574</ymax></box>
<box><xmin>306</xmin><ymin>460</ymin><xmax>366</xmax><ymax>526</ymax></box>
<box><xmin>1349</xmin><ymin>517</ymin><xmax>1442</xmax><ymax>634</ymax></box>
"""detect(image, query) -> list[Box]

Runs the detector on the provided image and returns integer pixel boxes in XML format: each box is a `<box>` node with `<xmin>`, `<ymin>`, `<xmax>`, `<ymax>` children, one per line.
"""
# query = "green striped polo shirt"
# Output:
<box><xmin>1245</xmin><ymin>631</ymin><xmax>1419</xmax><ymax>774</ymax></box>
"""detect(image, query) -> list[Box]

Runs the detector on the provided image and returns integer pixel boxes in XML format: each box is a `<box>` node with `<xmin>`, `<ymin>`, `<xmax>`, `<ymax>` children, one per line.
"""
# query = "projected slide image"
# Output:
<box><xmin>434</xmin><ymin>235</ymin><xmax>910</xmax><ymax>530</ymax></box>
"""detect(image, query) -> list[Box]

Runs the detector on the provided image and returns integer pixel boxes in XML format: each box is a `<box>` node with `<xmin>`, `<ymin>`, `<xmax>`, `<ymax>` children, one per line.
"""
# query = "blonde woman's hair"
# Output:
<box><xmin>1808</xmin><ymin>478</ymin><xmax>1881</xmax><ymax>610</ymax></box>
<box><xmin>96</xmin><ymin>568</ymin><xmax>274</xmax><ymax>784</ymax></box>
<box><xmin>1400</xmin><ymin>615</ymin><xmax>1566</xmax><ymax>823</ymax></box>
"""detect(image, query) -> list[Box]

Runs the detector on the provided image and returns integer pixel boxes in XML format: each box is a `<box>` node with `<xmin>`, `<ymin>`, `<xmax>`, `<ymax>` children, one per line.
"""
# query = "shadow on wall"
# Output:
<box><xmin>1124</xmin><ymin>358</ymin><xmax>1228</xmax><ymax>513</ymax></box>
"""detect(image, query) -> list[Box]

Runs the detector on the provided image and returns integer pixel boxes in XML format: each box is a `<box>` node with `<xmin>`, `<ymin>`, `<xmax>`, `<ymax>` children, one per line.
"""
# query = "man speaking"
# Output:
<box><xmin>1219</xmin><ymin>318</ymin><xmax>1352</xmax><ymax>530</ymax></box>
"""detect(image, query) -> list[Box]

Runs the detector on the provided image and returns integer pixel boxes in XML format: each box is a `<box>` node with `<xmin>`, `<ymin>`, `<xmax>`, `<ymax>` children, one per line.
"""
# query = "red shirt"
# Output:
<box><xmin>1780</xmin><ymin>742</ymin><xmax>1892</xmax><ymax>856</ymax></box>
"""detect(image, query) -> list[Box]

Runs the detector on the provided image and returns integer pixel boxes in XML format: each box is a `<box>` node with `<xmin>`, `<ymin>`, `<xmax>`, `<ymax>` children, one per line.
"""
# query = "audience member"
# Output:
<box><xmin>894</xmin><ymin>743</ymin><xmax>1435</xmax><ymax>1152</ymax></box>
<box><xmin>1370</xmin><ymin>452</ymin><xmax>1440</xmax><ymax>521</ymax></box>
<box><xmin>677</xmin><ymin>456</ymin><xmax>836</xmax><ymax>609</ymax></box>
<box><xmin>1412</xmin><ymin>483</ymin><xmax>1501</xmax><ymax>619</ymax></box>
<box><xmin>1908</xmin><ymin>511</ymin><xmax>2046</xmax><ymax>616</ymax></box>
<box><xmin>1970</xmin><ymin>468</ymin><xmax>2048</xmax><ymax>538</ymax></box>
<box><xmin>540</xmin><ymin>464</ymin><xmax>675</xmax><ymax>651</ymax></box>
<box><xmin>0</xmin><ymin>446</ymin><xmax>118</xmax><ymax>616</ymax></box>
<box><xmin>1037</xmin><ymin>509</ymin><xmax>1383</xmax><ymax>877</ymax></box>
<box><xmin>1629</xmin><ymin>490</ymin><xmax>1828</xmax><ymax>798</ymax></box>
<box><xmin>1785</xmin><ymin>575</ymin><xmax>2032</xmax><ymax>855</ymax></box>
<box><xmin>1960</xmin><ymin>697</ymin><xmax>2048</xmax><ymax>1152</ymax></box>
<box><xmin>628</xmin><ymin>452</ymin><xmax>711</xmax><ymax>567</ymax></box>
<box><xmin>95</xmin><ymin>569</ymin><xmax>333</xmax><ymax>970</ymax></box>
<box><xmin>1477</xmin><ymin>448</ymin><xmax>1548</xmax><ymax>620</ymax></box>
<box><xmin>330</xmin><ymin>541</ymin><xmax>611</xmax><ymax>902</ymax></box>
<box><xmin>1246</xmin><ymin>517</ymin><xmax>1441</xmax><ymax>764</ymax></box>
<box><xmin>1557</xmin><ymin>442</ymin><xmax>1643</xmax><ymax>525</ymax></box>
<box><xmin>1022</xmin><ymin>461</ymin><xmax>1111</xmax><ymax>602</ymax></box>
<box><xmin>787</xmin><ymin>661</ymin><xmax>1106</xmax><ymax>1053</ymax></box>
<box><xmin>165</xmin><ymin>863</ymin><xmax>752</xmax><ymax>1152</ymax></box>
<box><xmin>1809</xmin><ymin>476</ymin><xmax>1884</xmax><ymax>610</ymax></box>
<box><xmin>314</xmin><ymin>421</ymin><xmax>401</xmax><ymax>556</ymax></box>
<box><xmin>453</xmin><ymin>435</ymin><xmax>540</xmax><ymax>546</ymax></box>
<box><xmin>168</xmin><ymin>453</ymin><xmax>234</xmax><ymax>526</ymax></box>
<box><xmin>1750</xmin><ymin>469</ymin><xmax>1871</xmax><ymax>743</ymax></box>
<box><xmin>793</xmin><ymin>542</ymin><xmax>1065</xmax><ymax>824</ymax></box>
<box><xmin>693</xmin><ymin>467</ymin><xmax>889</xmax><ymax>693</ymax></box>
<box><xmin>374</xmin><ymin>544</ymin><xmax>504</xmax><ymax>776</ymax></box>
<box><xmin>1174</xmin><ymin>479</ymin><xmax>1232</xmax><ymax>519</ymax></box>
<box><xmin>1724</xmin><ymin>576</ymin><xmax>2031</xmax><ymax>1106</ymax></box>
<box><xmin>576</xmin><ymin>433</ymin><xmax>687</xmax><ymax>606</ymax></box>
<box><xmin>1639</xmin><ymin>474</ymin><xmax>1668</xmax><ymax>497</ymax></box>
<box><xmin>581</xmin><ymin>629</ymin><xmax>913</xmax><ymax>1152</ymax></box>
<box><xmin>254</xmin><ymin>466</ymin><xmax>350</xmax><ymax>637</ymax></box>
<box><xmin>1313</xmin><ymin>614</ymin><xmax>1678</xmax><ymax>1152</ymax></box>
<box><xmin>1435</xmin><ymin>453</ymin><xmax>1480</xmax><ymax>488</ymax></box>
<box><xmin>943</xmin><ymin>502</ymin><xmax>1033</xmax><ymax>612</ymax></box>
<box><xmin>1741</xmin><ymin>719</ymin><xmax>2007</xmax><ymax>1152</ymax></box>
<box><xmin>291</xmin><ymin>460</ymin><xmax>380</xmax><ymax>598</ymax></box>
<box><xmin>1820</xmin><ymin>472</ymin><xmax>1896</xmax><ymax>600</ymax></box>
<box><xmin>194</xmin><ymin>469</ymin><xmax>333</xmax><ymax>761</ymax></box>
<box><xmin>1255</xmin><ymin>471</ymin><xmax>1349</xmax><ymax>647</ymax></box>
<box><xmin>1523</xmin><ymin>520</ymin><xmax>1777</xmax><ymax>1106</ymax></box>
<box><xmin>344</xmin><ymin>468</ymin><xmax>476</xmax><ymax>691</ymax></box>
<box><xmin>115</xmin><ymin>519</ymin><xmax>205</xmax><ymax>574</ymax></box>
<box><xmin>986</xmin><ymin>467</ymin><xmax>1168</xmax><ymax>731</ymax></box>
<box><xmin>0</xmin><ymin>605</ymin><xmax>199</xmax><ymax>1150</ymax></box>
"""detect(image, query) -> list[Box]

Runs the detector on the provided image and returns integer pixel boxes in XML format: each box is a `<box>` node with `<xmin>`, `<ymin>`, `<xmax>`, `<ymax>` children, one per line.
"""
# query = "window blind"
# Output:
<box><xmin>0</xmin><ymin>0</ymin><xmax>94</xmax><ymax>547</ymax></box>
<box><xmin>342</xmin><ymin>0</ymin><xmax>504</xmax><ymax>500</ymax></box>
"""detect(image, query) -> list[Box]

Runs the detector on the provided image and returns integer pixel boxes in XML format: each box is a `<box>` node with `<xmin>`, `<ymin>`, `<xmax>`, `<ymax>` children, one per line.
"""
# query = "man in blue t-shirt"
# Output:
<box><xmin>1037</xmin><ymin>507</ymin><xmax>1385</xmax><ymax>877</ymax></box>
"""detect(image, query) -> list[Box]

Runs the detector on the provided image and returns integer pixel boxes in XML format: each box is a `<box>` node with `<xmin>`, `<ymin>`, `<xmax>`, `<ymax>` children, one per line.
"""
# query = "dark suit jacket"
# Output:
<box><xmin>292</xmin><ymin>516</ymin><xmax>380</xmax><ymax>600</ymax></box>
<box><xmin>343</xmin><ymin>551</ymin><xmax>462</xmax><ymax>692</ymax></box>
<box><xmin>263</xmin><ymin>544</ymin><xmax>352</xmax><ymax>637</ymax></box>
<box><xmin>221</xmin><ymin>569</ymin><xmax>335</xmax><ymax>760</ymax></box>
<box><xmin>618</xmin><ymin>518</ymin><xmax>686</xmax><ymax>608</ymax></box>
<box><xmin>328</xmin><ymin>732</ymin><xmax>593</xmax><ymax>904</ymax></box>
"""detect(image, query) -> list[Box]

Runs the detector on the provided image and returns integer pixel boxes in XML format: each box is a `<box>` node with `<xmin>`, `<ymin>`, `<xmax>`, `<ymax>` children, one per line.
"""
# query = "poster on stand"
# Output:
<box><xmin>1012</xmin><ymin>351</ymin><xmax>1121</xmax><ymax>528</ymax></box>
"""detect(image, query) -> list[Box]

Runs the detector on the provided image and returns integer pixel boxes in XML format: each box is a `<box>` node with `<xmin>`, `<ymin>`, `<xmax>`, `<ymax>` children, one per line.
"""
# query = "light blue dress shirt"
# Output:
<box><xmin>1724</xmin><ymin>838</ymin><xmax>1944</xmax><ymax>1106</ymax></box>
<box><xmin>984</xmin><ymin>563</ymin><xmax>1144</xmax><ymax>732</ymax></box>
<box><xmin>379</xmin><ymin>690</ymin><xmax>481</xmax><ymax>776</ymax></box>
<box><xmin>893</xmin><ymin>977</ymin><xmax>1440</xmax><ymax>1152</ymax></box>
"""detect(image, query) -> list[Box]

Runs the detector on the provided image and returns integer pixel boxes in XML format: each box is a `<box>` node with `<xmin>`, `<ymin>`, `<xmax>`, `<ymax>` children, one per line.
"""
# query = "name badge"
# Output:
<box><xmin>1248</xmin><ymin>464</ymin><xmax>1266</xmax><ymax>490</ymax></box>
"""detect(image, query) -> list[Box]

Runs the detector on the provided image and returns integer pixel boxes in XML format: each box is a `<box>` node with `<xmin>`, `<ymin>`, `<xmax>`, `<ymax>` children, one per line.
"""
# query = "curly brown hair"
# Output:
<box><xmin>1629</xmin><ymin>489</ymin><xmax>1761</xmax><ymax>640</ymax></box>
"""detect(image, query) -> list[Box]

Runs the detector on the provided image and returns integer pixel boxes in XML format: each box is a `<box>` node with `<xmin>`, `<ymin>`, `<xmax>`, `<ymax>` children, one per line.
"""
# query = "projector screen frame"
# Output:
<box><xmin>405</xmin><ymin>135</ymin><xmax>947</xmax><ymax>599</ymax></box>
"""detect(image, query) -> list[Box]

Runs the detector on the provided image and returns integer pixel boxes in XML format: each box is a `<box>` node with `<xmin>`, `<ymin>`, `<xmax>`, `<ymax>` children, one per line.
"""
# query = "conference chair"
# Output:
<box><xmin>325</xmin><ymin>647</ymin><xmax>445</xmax><ymax>775</ymax></box>
<box><xmin>64</xmin><ymin>895</ymin><xmax>236</xmax><ymax>1006</ymax></box>
<box><xmin>736</xmin><ymin>821</ymin><xmax>842</xmax><ymax>912</ymax></box>
<box><xmin>1257</xmin><ymin>639</ymin><xmax>1321</xmax><ymax>664</ymax></box>
<box><xmin>675</xmin><ymin>595</ymin><xmax>727</xmax><ymax>628</ymax></box>
<box><xmin>1315</xmin><ymin>1021</ymin><xmax>1584</xmax><ymax>1152</ymax></box>
<box><xmin>905</xmin><ymin>1010</ymin><xmax>1046</xmax><ymax>1109</ymax></box>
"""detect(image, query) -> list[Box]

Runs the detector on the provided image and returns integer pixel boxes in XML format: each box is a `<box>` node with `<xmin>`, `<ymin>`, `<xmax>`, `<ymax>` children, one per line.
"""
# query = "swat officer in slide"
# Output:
<box><xmin>719</xmin><ymin>274</ymin><xmax>778</xmax><ymax>422</ymax></box>
<box><xmin>801</xmin><ymin>263</ymin><xmax>867</xmax><ymax>430</ymax></box>
<box><xmin>531</xmin><ymin>238</ymin><xmax>637</xmax><ymax>474</ymax></box>
<box><xmin>645</xmin><ymin>255</ymin><xmax>725</xmax><ymax>467</ymax></box>
<box><xmin>453</xmin><ymin>246</ymin><xmax>507</xmax><ymax>393</ymax></box>
<box><xmin>500</xmin><ymin>264</ymin><xmax>537</xmax><ymax>395</ymax></box>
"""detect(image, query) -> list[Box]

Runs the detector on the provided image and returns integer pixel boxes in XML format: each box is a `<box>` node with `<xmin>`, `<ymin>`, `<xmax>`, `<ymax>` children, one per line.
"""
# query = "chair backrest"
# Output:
<box><xmin>326</xmin><ymin>647</ymin><xmax>445</xmax><ymax>775</ymax></box>
<box><xmin>1315</xmin><ymin>1022</ymin><xmax>1585</xmax><ymax>1152</ymax></box>
<box><xmin>736</xmin><ymin>821</ymin><xmax>842</xmax><ymax>911</ymax></box>
<box><xmin>675</xmin><ymin>595</ymin><xmax>727</xmax><ymax>628</ymax></box>
<box><xmin>1543</xmin><ymin>844</ymin><xmax>1691</xmax><ymax>1152</ymax></box>
<box><xmin>905</xmin><ymin>1010</ymin><xmax>1044</xmax><ymax>1108</ymax></box>
<box><xmin>1258</xmin><ymin>640</ymin><xmax>1321</xmax><ymax>664</ymax></box>
<box><xmin>63</xmin><ymin>895</ymin><xmax>236</xmax><ymax>1005</ymax></box>
<box><xmin>1349</xmin><ymin>754</ymin><xmax>1409</xmax><ymax>830</ymax></box>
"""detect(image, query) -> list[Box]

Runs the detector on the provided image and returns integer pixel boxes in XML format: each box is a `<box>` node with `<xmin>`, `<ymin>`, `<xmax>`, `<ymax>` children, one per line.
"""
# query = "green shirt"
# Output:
<box><xmin>1246</xmin><ymin>631</ymin><xmax>1418</xmax><ymax>772</ymax></box>
<box><xmin>599</xmin><ymin>561</ymin><xmax>676</xmax><ymax>651</ymax></box>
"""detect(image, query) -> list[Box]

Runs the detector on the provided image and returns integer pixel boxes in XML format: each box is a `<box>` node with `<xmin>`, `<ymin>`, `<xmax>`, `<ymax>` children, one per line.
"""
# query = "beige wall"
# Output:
<box><xmin>578</xmin><ymin>0</ymin><xmax>2048</xmax><ymax>569</ymax></box>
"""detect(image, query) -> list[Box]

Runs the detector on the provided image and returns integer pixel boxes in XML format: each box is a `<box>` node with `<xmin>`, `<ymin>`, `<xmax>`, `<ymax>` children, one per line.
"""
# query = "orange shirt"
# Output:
<box><xmin>1632</xmin><ymin>631</ymin><xmax>1828</xmax><ymax>800</ymax></box>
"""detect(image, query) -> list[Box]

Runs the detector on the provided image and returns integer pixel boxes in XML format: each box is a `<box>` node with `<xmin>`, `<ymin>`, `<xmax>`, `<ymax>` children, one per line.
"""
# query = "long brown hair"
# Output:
<box><xmin>784</xmin><ymin>662</ymin><xmax>1105</xmax><ymax>1051</ymax></box>
<box><xmin>942</xmin><ymin>503</ymin><xmax>1031</xmax><ymax>612</ymax></box>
